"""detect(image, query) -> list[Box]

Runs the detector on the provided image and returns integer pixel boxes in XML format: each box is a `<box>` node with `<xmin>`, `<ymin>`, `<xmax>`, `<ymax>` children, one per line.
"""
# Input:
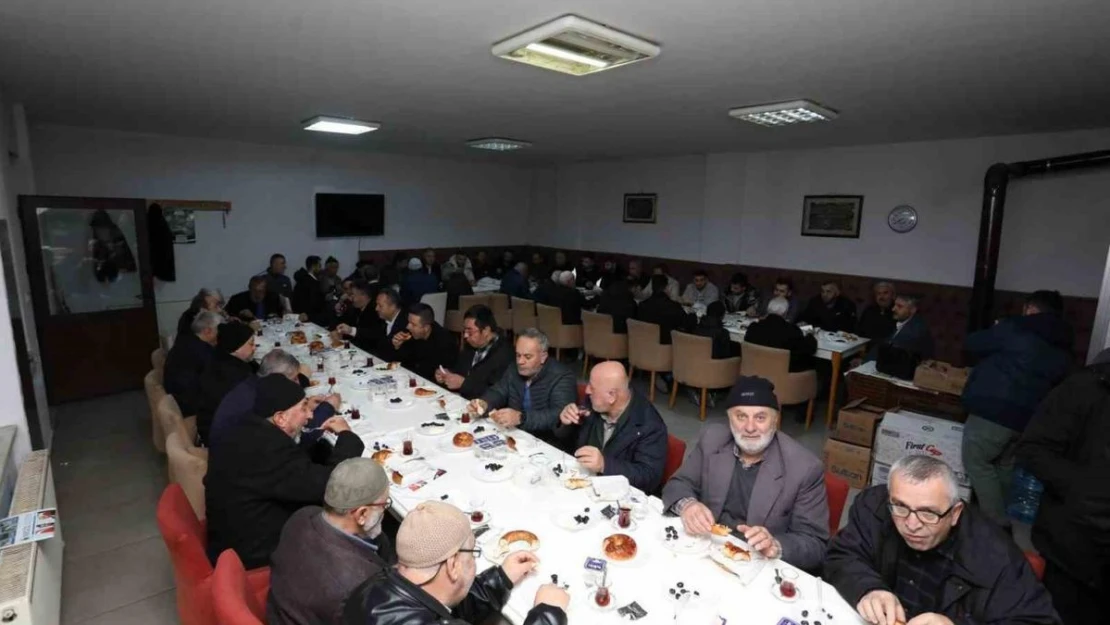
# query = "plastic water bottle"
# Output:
<box><xmin>1006</xmin><ymin>468</ymin><xmax>1044</xmax><ymax>524</ymax></box>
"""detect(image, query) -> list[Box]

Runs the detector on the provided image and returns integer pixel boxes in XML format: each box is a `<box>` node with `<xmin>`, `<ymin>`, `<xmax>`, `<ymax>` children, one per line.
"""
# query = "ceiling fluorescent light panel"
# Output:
<box><xmin>302</xmin><ymin>116</ymin><xmax>380</xmax><ymax>135</ymax></box>
<box><xmin>467</xmin><ymin>138</ymin><xmax>532</xmax><ymax>151</ymax></box>
<box><xmin>728</xmin><ymin>100</ymin><xmax>838</xmax><ymax>127</ymax></box>
<box><xmin>492</xmin><ymin>14</ymin><xmax>660</xmax><ymax>76</ymax></box>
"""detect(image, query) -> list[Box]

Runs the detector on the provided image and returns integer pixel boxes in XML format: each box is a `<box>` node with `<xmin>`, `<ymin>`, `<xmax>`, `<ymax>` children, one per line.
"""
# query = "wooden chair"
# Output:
<box><xmin>152</xmin><ymin>347</ymin><xmax>167</xmax><ymax>373</ymax></box>
<box><xmin>825</xmin><ymin>472</ymin><xmax>850</xmax><ymax>535</ymax></box>
<box><xmin>166</xmin><ymin>420</ymin><xmax>208</xmax><ymax>519</ymax></box>
<box><xmin>487</xmin><ymin>293</ymin><xmax>512</xmax><ymax>337</ymax></box>
<box><xmin>419</xmin><ymin>292</ymin><xmax>447</xmax><ymax>329</ymax></box>
<box><xmin>145</xmin><ymin>370</ymin><xmax>168</xmax><ymax>454</ymax></box>
<box><xmin>212</xmin><ymin>551</ymin><xmax>268</xmax><ymax>625</ymax></box>
<box><xmin>156</xmin><ymin>394</ymin><xmax>199</xmax><ymax>459</ymax></box>
<box><xmin>663</xmin><ymin>435</ymin><xmax>687</xmax><ymax>484</ymax></box>
<box><xmin>511</xmin><ymin>297</ymin><xmax>537</xmax><ymax>336</ymax></box>
<box><xmin>581</xmin><ymin>311</ymin><xmax>629</xmax><ymax>377</ymax></box>
<box><xmin>445</xmin><ymin>294</ymin><xmax>491</xmax><ymax>341</ymax></box>
<box><xmin>536</xmin><ymin>304</ymin><xmax>583</xmax><ymax>361</ymax></box>
<box><xmin>740</xmin><ymin>342</ymin><xmax>819</xmax><ymax>429</ymax></box>
<box><xmin>626</xmin><ymin>319</ymin><xmax>672</xmax><ymax>403</ymax></box>
<box><xmin>669</xmin><ymin>331</ymin><xmax>741</xmax><ymax>421</ymax></box>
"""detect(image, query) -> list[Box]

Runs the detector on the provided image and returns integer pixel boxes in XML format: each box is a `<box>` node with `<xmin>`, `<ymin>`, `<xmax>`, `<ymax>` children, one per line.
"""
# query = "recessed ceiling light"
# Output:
<box><xmin>467</xmin><ymin>138</ymin><xmax>532</xmax><ymax>151</ymax></box>
<box><xmin>302</xmin><ymin>116</ymin><xmax>380</xmax><ymax>135</ymax></box>
<box><xmin>492</xmin><ymin>14</ymin><xmax>659</xmax><ymax>77</ymax></box>
<box><xmin>728</xmin><ymin>100</ymin><xmax>838</xmax><ymax>127</ymax></box>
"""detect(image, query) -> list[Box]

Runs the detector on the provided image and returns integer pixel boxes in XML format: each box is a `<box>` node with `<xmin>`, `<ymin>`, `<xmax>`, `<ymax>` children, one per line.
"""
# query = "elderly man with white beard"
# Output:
<box><xmin>661</xmin><ymin>376</ymin><xmax>830</xmax><ymax>571</ymax></box>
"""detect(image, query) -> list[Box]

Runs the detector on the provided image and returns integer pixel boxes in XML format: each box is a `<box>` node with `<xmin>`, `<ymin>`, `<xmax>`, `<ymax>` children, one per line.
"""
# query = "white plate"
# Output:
<box><xmin>417</xmin><ymin>421</ymin><xmax>450</xmax><ymax>436</ymax></box>
<box><xmin>551</xmin><ymin>509</ymin><xmax>602</xmax><ymax>532</ymax></box>
<box><xmin>659</xmin><ymin>524</ymin><xmax>711</xmax><ymax>556</ymax></box>
<box><xmin>386</xmin><ymin>397</ymin><xmax>416</xmax><ymax>410</ymax></box>
<box><xmin>471</xmin><ymin>461</ymin><xmax>514</xmax><ymax>483</ymax></box>
<box><xmin>707</xmin><ymin>540</ymin><xmax>762</xmax><ymax>582</ymax></box>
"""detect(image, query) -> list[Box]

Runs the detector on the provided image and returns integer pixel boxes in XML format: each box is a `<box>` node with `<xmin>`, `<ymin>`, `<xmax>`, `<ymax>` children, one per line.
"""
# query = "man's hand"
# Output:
<box><xmin>745</xmin><ymin>305</ymin><xmax>758</xmax><ymax>316</ymax></box>
<box><xmin>574</xmin><ymin>446</ymin><xmax>605</xmax><ymax>473</ymax></box>
<box><xmin>434</xmin><ymin>367</ymin><xmax>447</xmax><ymax>384</ymax></box>
<box><xmin>906</xmin><ymin>614</ymin><xmax>953</xmax><ymax>625</ymax></box>
<box><xmin>737</xmin><ymin>525</ymin><xmax>781</xmax><ymax>559</ymax></box>
<box><xmin>391</xmin><ymin>331</ymin><xmax>411</xmax><ymax>350</ymax></box>
<box><xmin>500</xmin><ymin>551</ymin><xmax>540</xmax><ymax>585</ymax></box>
<box><xmin>679</xmin><ymin>501</ymin><xmax>715</xmax><ymax>536</ymax></box>
<box><xmin>559</xmin><ymin>402</ymin><xmax>582</xmax><ymax>425</ymax></box>
<box><xmin>490</xmin><ymin>408</ymin><xmax>522</xmax><ymax>429</ymax></box>
<box><xmin>336</xmin><ymin>323</ymin><xmax>353</xmax><ymax>336</ymax></box>
<box><xmin>321</xmin><ymin>416</ymin><xmax>351</xmax><ymax>434</ymax></box>
<box><xmin>466</xmin><ymin>399</ymin><xmax>488</xmax><ymax>416</ymax></box>
<box><xmin>442</xmin><ymin>372</ymin><xmax>464</xmax><ymax>390</ymax></box>
<box><xmin>857</xmin><ymin>590</ymin><xmax>906</xmax><ymax>625</ymax></box>
<box><xmin>533</xmin><ymin>584</ymin><xmax>570</xmax><ymax>610</ymax></box>
<box><xmin>298</xmin><ymin>313</ymin><xmax>309</xmax><ymax>322</ymax></box>
<box><xmin>324</xmin><ymin>393</ymin><xmax>341</xmax><ymax>410</ymax></box>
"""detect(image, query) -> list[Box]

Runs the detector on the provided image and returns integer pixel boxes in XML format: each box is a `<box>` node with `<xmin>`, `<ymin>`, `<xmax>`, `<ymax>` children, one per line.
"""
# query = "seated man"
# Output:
<box><xmin>257</xmin><ymin>252</ymin><xmax>293</xmax><ymax>302</ymax></box>
<box><xmin>596</xmin><ymin>279</ymin><xmax>637</xmax><ymax>334</ymax></box>
<box><xmin>197</xmin><ymin>323</ymin><xmax>259</xmax><ymax>445</ymax></box>
<box><xmin>723</xmin><ymin>273</ymin><xmax>760</xmax><ymax>315</ymax></box>
<box><xmin>205</xmin><ymin>375</ymin><xmax>363</xmax><ymax>569</ymax></box>
<box><xmin>759</xmin><ymin>277</ymin><xmax>801</xmax><ymax>323</ymax></box>
<box><xmin>801</xmin><ymin>280</ymin><xmax>857</xmax><ymax>332</ymax></box>
<box><xmin>341</xmin><ymin>501</ymin><xmax>568</xmax><ymax>625</ymax></box>
<box><xmin>468</xmin><ymin>328</ymin><xmax>577</xmax><ymax>436</ymax></box>
<box><xmin>292</xmin><ymin>255</ymin><xmax>328</xmax><ymax>326</ymax></box>
<box><xmin>421</xmin><ymin>248</ymin><xmax>442</xmax><ymax>282</ymax></box>
<box><xmin>163</xmin><ymin>310</ymin><xmax>218</xmax><ymax>417</ymax></box>
<box><xmin>689</xmin><ymin>301</ymin><xmax>740</xmax><ymax>407</ymax></box>
<box><xmin>209</xmin><ymin>349</ymin><xmax>340</xmax><ymax>449</ymax></box>
<box><xmin>640</xmin><ymin>263</ymin><xmax>681</xmax><ymax>301</ymax></box>
<box><xmin>336</xmin><ymin>283</ymin><xmax>396</xmax><ymax>358</ymax></box>
<box><xmin>637</xmin><ymin>274</ymin><xmax>696</xmax><ymax>393</ymax></box>
<box><xmin>393</xmin><ymin>303</ymin><xmax>458</xmax><ymax>382</ymax></box>
<box><xmin>548</xmin><ymin>271</ymin><xmax>585</xmax><ymax>325</ymax></box>
<box><xmin>575</xmin><ymin>254</ymin><xmax>601</xmax><ymax>289</ymax></box>
<box><xmin>662</xmin><ymin>376</ymin><xmax>829</xmax><ymax>571</ymax></box>
<box><xmin>744</xmin><ymin>297</ymin><xmax>817</xmax><ymax>372</ymax></box>
<box><xmin>856</xmin><ymin>281</ymin><xmax>897</xmax><ymax>341</ymax></box>
<box><xmin>556</xmin><ymin>362</ymin><xmax>668</xmax><ymax>493</ymax></box>
<box><xmin>441</xmin><ymin>250</ymin><xmax>475</xmax><ymax>285</ymax></box>
<box><xmin>401</xmin><ymin>257</ymin><xmax>440</xmax><ymax>306</ymax></box>
<box><xmin>866</xmin><ymin>294</ymin><xmax>934</xmax><ymax>362</ymax></box>
<box><xmin>268</xmin><ymin>458</ymin><xmax>395</xmax><ymax>625</ymax></box>
<box><xmin>227</xmin><ymin>275</ymin><xmax>283</xmax><ymax>322</ymax></box>
<box><xmin>175</xmin><ymin>288</ymin><xmax>226</xmax><ymax>337</ymax></box>
<box><xmin>681</xmin><ymin>269</ymin><xmax>721</xmax><ymax>307</ymax></box>
<box><xmin>825</xmin><ymin>455</ymin><xmax>1057</xmax><ymax>625</ymax></box>
<box><xmin>499</xmin><ymin>261</ymin><xmax>531</xmax><ymax>299</ymax></box>
<box><xmin>435</xmin><ymin>305</ymin><xmax>513</xmax><ymax>400</ymax></box>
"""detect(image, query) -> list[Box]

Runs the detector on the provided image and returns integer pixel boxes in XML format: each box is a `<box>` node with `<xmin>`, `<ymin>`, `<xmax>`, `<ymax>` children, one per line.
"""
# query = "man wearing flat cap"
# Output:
<box><xmin>342</xmin><ymin>501</ymin><xmax>569</xmax><ymax>625</ymax></box>
<box><xmin>662</xmin><ymin>376</ymin><xmax>830</xmax><ymax>571</ymax></box>
<box><xmin>268</xmin><ymin>458</ymin><xmax>395</xmax><ymax>625</ymax></box>
<box><xmin>197</xmin><ymin>321</ymin><xmax>259</xmax><ymax>445</ymax></box>
<box><xmin>206</xmin><ymin>374</ymin><xmax>364</xmax><ymax>569</ymax></box>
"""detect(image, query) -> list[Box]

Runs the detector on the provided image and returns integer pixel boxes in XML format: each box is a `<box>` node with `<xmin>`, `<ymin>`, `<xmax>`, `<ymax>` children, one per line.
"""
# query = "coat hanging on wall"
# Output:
<box><xmin>147</xmin><ymin>202</ymin><xmax>176</xmax><ymax>281</ymax></box>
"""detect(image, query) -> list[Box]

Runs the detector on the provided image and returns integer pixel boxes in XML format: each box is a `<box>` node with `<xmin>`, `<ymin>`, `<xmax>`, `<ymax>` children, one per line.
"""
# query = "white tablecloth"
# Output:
<box><xmin>254</xmin><ymin>320</ymin><xmax>866</xmax><ymax>625</ymax></box>
<box><xmin>723</xmin><ymin>313</ymin><xmax>870</xmax><ymax>361</ymax></box>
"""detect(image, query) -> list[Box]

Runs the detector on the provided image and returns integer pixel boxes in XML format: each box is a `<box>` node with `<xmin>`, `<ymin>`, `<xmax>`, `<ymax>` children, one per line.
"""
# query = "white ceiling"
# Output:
<box><xmin>2</xmin><ymin>0</ymin><xmax>1109</xmax><ymax>163</ymax></box>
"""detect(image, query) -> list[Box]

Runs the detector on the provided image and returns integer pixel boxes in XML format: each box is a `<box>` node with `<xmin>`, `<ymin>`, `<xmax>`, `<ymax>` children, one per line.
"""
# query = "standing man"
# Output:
<box><xmin>801</xmin><ymin>280</ymin><xmax>857</xmax><ymax>332</ymax></box>
<box><xmin>681</xmin><ymin>269</ymin><xmax>721</xmax><ymax>307</ymax></box>
<box><xmin>258</xmin><ymin>253</ymin><xmax>293</xmax><ymax>302</ymax></box>
<box><xmin>435</xmin><ymin>305</ymin><xmax>513</xmax><ymax>399</ymax></box>
<box><xmin>393</xmin><ymin>303</ymin><xmax>458</xmax><ymax>382</ymax></box>
<box><xmin>961</xmin><ymin>290</ymin><xmax>1072</xmax><ymax>527</ymax></box>
<box><xmin>292</xmin><ymin>255</ymin><xmax>327</xmax><ymax>325</ymax></box>
<box><xmin>825</xmin><ymin>455</ymin><xmax>1057</xmax><ymax>625</ymax></box>
<box><xmin>857</xmin><ymin>281</ymin><xmax>897</xmax><ymax>341</ymax></box>
<box><xmin>556</xmin><ymin>362</ymin><xmax>668</xmax><ymax>493</ymax></box>
<box><xmin>662</xmin><ymin>376</ymin><xmax>829</xmax><ymax>571</ymax></box>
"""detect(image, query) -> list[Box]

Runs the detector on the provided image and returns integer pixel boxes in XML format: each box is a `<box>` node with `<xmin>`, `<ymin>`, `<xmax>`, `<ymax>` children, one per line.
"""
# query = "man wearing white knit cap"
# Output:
<box><xmin>341</xmin><ymin>501</ymin><xmax>568</xmax><ymax>625</ymax></box>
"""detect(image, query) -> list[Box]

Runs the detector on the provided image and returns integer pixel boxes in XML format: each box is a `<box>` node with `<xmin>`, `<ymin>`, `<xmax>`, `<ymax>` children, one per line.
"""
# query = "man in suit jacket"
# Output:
<box><xmin>393</xmin><ymin>303</ymin><xmax>458</xmax><ymax>382</ymax></box>
<box><xmin>292</xmin><ymin>255</ymin><xmax>328</xmax><ymax>326</ymax></box>
<box><xmin>337</xmin><ymin>284</ymin><xmax>403</xmax><ymax>359</ymax></box>
<box><xmin>800</xmin><ymin>280</ymin><xmax>857</xmax><ymax>333</ymax></box>
<box><xmin>864</xmin><ymin>294</ymin><xmax>935</xmax><ymax>362</ymax></box>
<box><xmin>636</xmin><ymin>274</ymin><xmax>695</xmax><ymax>345</ymax></box>
<box><xmin>205</xmin><ymin>375</ymin><xmax>364</xmax><ymax>569</ymax></box>
<box><xmin>197</xmin><ymin>323</ymin><xmax>259</xmax><ymax>445</ymax></box>
<box><xmin>436</xmin><ymin>305</ymin><xmax>513</xmax><ymax>399</ymax></box>
<box><xmin>547</xmin><ymin>271</ymin><xmax>586</xmax><ymax>325</ymax></box>
<box><xmin>662</xmin><ymin>376</ymin><xmax>830</xmax><ymax>571</ymax></box>
<box><xmin>400</xmin><ymin>257</ymin><xmax>440</xmax><ymax>307</ymax></box>
<box><xmin>227</xmin><ymin>275</ymin><xmax>284</xmax><ymax>322</ymax></box>
<box><xmin>471</xmin><ymin>329</ymin><xmax>577</xmax><ymax>435</ymax></box>
<box><xmin>163</xmin><ymin>310</ymin><xmax>218</xmax><ymax>417</ymax></box>
<box><xmin>744</xmin><ymin>297</ymin><xmax>818</xmax><ymax>372</ymax></box>
<box><xmin>556</xmin><ymin>362</ymin><xmax>668</xmax><ymax>493</ymax></box>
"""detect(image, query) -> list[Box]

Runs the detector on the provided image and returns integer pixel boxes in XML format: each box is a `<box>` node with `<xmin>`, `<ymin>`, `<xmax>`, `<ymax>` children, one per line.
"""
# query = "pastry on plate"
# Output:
<box><xmin>308</xmin><ymin>340</ymin><xmax>326</xmax><ymax>354</ymax></box>
<box><xmin>505</xmin><ymin>436</ymin><xmax>517</xmax><ymax>451</ymax></box>
<box><xmin>413</xmin><ymin>387</ymin><xmax>438</xmax><ymax>398</ymax></box>
<box><xmin>721</xmin><ymin>541</ymin><xmax>752</xmax><ymax>561</ymax></box>
<box><xmin>564</xmin><ymin>477</ymin><xmax>591</xmax><ymax>490</ymax></box>
<box><xmin>371</xmin><ymin>449</ymin><xmax>394</xmax><ymax>466</ymax></box>
<box><xmin>499</xmin><ymin>530</ymin><xmax>539</xmax><ymax>551</ymax></box>
<box><xmin>390</xmin><ymin>470</ymin><xmax>404</xmax><ymax>486</ymax></box>
<box><xmin>711</xmin><ymin>524</ymin><xmax>732</xmax><ymax>537</ymax></box>
<box><xmin>602</xmin><ymin>533</ymin><xmax>638</xmax><ymax>561</ymax></box>
<box><xmin>288</xmin><ymin>331</ymin><xmax>308</xmax><ymax>345</ymax></box>
<box><xmin>452</xmin><ymin>432</ymin><xmax>475</xmax><ymax>448</ymax></box>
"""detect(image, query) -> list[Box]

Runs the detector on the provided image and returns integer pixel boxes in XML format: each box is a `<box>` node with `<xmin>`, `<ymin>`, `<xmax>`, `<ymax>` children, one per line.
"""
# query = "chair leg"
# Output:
<box><xmin>805</xmin><ymin>398</ymin><xmax>815</xmax><ymax>430</ymax></box>
<box><xmin>647</xmin><ymin>370</ymin><xmax>654</xmax><ymax>402</ymax></box>
<box><xmin>668</xmin><ymin>379</ymin><xmax>679</xmax><ymax>408</ymax></box>
<box><xmin>699</xmin><ymin>388</ymin><xmax>708</xmax><ymax>421</ymax></box>
<box><xmin>582</xmin><ymin>354</ymin><xmax>589</xmax><ymax>378</ymax></box>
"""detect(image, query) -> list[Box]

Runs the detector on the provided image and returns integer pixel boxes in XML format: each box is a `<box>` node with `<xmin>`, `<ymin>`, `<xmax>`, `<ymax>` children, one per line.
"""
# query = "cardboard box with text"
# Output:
<box><xmin>834</xmin><ymin>399</ymin><xmax>887</xmax><ymax>448</ymax></box>
<box><xmin>824</xmin><ymin>438</ymin><xmax>872</xmax><ymax>490</ymax></box>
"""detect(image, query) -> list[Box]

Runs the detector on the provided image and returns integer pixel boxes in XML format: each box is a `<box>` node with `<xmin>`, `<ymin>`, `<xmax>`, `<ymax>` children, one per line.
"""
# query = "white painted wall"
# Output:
<box><xmin>540</xmin><ymin>128</ymin><xmax>1110</xmax><ymax>296</ymax></box>
<box><xmin>30</xmin><ymin>126</ymin><xmax>538</xmax><ymax>335</ymax></box>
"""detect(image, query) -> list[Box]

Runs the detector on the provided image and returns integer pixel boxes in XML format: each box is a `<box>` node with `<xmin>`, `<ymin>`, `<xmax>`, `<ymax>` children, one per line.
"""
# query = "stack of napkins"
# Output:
<box><xmin>591</xmin><ymin>475</ymin><xmax>630</xmax><ymax>500</ymax></box>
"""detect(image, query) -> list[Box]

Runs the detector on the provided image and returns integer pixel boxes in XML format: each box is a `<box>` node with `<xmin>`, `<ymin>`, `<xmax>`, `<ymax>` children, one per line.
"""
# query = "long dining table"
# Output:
<box><xmin>255</xmin><ymin>317</ymin><xmax>866</xmax><ymax>625</ymax></box>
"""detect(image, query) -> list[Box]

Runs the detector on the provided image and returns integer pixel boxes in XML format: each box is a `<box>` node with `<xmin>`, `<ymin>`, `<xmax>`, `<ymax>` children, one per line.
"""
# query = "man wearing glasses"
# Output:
<box><xmin>825</xmin><ymin>455</ymin><xmax>1058</xmax><ymax>625</ymax></box>
<box><xmin>342</xmin><ymin>501</ymin><xmax>569</xmax><ymax>625</ymax></box>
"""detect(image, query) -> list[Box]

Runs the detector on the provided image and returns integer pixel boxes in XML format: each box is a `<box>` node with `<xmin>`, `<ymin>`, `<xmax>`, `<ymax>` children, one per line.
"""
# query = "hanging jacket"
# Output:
<box><xmin>147</xmin><ymin>203</ymin><xmax>176</xmax><ymax>281</ymax></box>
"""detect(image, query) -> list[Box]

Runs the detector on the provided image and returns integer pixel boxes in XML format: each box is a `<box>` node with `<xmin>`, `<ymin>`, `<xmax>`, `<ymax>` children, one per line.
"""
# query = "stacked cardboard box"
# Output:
<box><xmin>823</xmin><ymin>399</ymin><xmax>887</xmax><ymax>489</ymax></box>
<box><xmin>870</xmin><ymin>409</ymin><xmax>971</xmax><ymax>498</ymax></box>
<box><xmin>912</xmin><ymin>360</ymin><xmax>971</xmax><ymax>395</ymax></box>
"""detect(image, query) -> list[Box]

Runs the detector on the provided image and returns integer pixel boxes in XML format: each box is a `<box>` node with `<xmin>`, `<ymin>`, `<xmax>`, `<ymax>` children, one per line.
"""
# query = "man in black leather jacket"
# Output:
<box><xmin>341</xmin><ymin>501</ymin><xmax>568</xmax><ymax>625</ymax></box>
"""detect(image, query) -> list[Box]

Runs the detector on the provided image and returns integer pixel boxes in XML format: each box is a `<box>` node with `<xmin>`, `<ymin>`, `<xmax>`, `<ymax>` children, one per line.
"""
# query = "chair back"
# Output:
<box><xmin>167</xmin><ymin>425</ymin><xmax>208</xmax><ymax>519</ymax></box>
<box><xmin>152</xmin><ymin>347</ymin><xmax>167</xmax><ymax>372</ymax></box>
<box><xmin>671</xmin><ymin>331</ymin><xmax>740</xmax><ymax>390</ymax></box>
<box><xmin>458</xmin><ymin>294</ymin><xmax>491</xmax><ymax>313</ymax></box>
<box><xmin>663</xmin><ymin>435</ymin><xmax>687</xmax><ymax>484</ymax></box>
<box><xmin>824</xmin><ymin>472</ymin><xmax>850</xmax><ymax>535</ymax></box>
<box><xmin>487</xmin><ymin>293</ymin><xmax>512</xmax><ymax>332</ymax></box>
<box><xmin>212</xmin><ymin>551</ymin><xmax>267</xmax><ymax>625</ymax></box>
<box><xmin>626</xmin><ymin>319</ymin><xmax>672</xmax><ymax>373</ymax></box>
<box><xmin>145</xmin><ymin>370</ymin><xmax>168</xmax><ymax>453</ymax></box>
<box><xmin>740</xmin><ymin>342</ymin><xmax>818</xmax><ymax>406</ymax></box>
<box><xmin>582</xmin><ymin>311</ymin><xmax>628</xmax><ymax>360</ymax></box>
<box><xmin>161</xmin><ymin>332</ymin><xmax>177</xmax><ymax>352</ymax></box>
<box><xmin>156</xmin><ymin>394</ymin><xmax>186</xmax><ymax>456</ymax></box>
<box><xmin>419</xmin><ymin>291</ymin><xmax>448</xmax><ymax>328</ymax></box>
<box><xmin>1024</xmin><ymin>551</ymin><xmax>1046</xmax><ymax>581</ymax></box>
<box><xmin>511</xmin><ymin>297</ymin><xmax>537</xmax><ymax>334</ymax></box>
<box><xmin>536</xmin><ymin>303</ymin><xmax>583</xmax><ymax>349</ymax></box>
<box><xmin>156</xmin><ymin>484</ymin><xmax>215</xmax><ymax>625</ymax></box>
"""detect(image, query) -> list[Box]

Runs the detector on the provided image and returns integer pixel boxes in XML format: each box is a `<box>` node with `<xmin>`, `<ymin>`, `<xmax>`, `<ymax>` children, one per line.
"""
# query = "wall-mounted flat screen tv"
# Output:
<box><xmin>315</xmin><ymin>193</ymin><xmax>384</xmax><ymax>237</ymax></box>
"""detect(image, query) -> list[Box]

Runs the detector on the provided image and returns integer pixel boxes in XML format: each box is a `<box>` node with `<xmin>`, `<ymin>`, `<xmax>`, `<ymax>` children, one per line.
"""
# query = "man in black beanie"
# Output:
<box><xmin>205</xmin><ymin>374</ymin><xmax>364</xmax><ymax>569</ymax></box>
<box><xmin>662</xmin><ymin>376</ymin><xmax>830</xmax><ymax>571</ymax></box>
<box><xmin>196</xmin><ymin>322</ymin><xmax>259</xmax><ymax>445</ymax></box>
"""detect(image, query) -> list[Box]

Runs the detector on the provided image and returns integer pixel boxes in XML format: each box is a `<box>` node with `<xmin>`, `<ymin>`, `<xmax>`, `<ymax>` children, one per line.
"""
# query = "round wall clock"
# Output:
<box><xmin>888</xmin><ymin>205</ymin><xmax>918</xmax><ymax>233</ymax></box>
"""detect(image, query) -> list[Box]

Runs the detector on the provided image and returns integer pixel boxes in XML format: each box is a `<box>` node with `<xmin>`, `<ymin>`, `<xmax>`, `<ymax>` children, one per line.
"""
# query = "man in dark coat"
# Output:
<box><xmin>267</xmin><ymin>459</ymin><xmax>395</xmax><ymax>625</ymax></box>
<box><xmin>636</xmin><ymin>274</ymin><xmax>695</xmax><ymax>345</ymax></box>
<box><xmin>435</xmin><ymin>305</ymin><xmax>513</xmax><ymax>399</ymax></box>
<box><xmin>498</xmin><ymin>262</ymin><xmax>531</xmax><ymax>300</ymax></box>
<box><xmin>596</xmin><ymin>278</ymin><xmax>637</xmax><ymax>334</ymax></box>
<box><xmin>1015</xmin><ymin>358</ymin><xmax>1110</xmax><ymax>625</ymax></box>
<box><xmin>163</xmin><ymin>310</ymin><xmax>218</xmax><ymax>417</ymax></box>
<box><xmin>176</xmin><ymin>288</ymin><xmax>226</xmax><ymax>337</ymax></box>
<box><xmin>335</xmin><ymin>281</ymin><xmax>389</xmax><ymax>355</ymax></box>
<box><xmin>800</xmin><ymin>280</ymin><xmax>857</xmax><ymax>332</ymax></box>
<box><xmin>341</xmin><ymin>501</ymin><xmax>568</xmax><ymax>625</ymax></box>
<box><xmin>400</xmin><ymin>257</ymin><xmax>439</xmax><ymax>307</ymax></box>
<box><xmin>227</xmin><ymin>275</ymin><xmax>284</xmax><ymax>322</ymax></box>
<box><xmin>864</xmin><ymin>294</ymin><xmax>935</xmax><ymax>363</ymax></box>
<box><xmin>744</xmin><ymin>297</ymin><xmax>817</xmax><ymax>372</ymax></box>
<box><xmin>825</xmin><ymin>455</ymin><xmax>1057</xmax><ymax>625</ymax></box>
<box><xmin>555</xmin><ymin>362</ymin><xmax>668</xmax><ymax>493</ymax></box>
<box><xmin>472</xmin><ymin>329</ymin><xmax>577</xmax><ymax>435</ymax></box>
<box><xmin>196</xmin><ymin>323</ymin><xmax>259</xmax><ymax>444</ymax></box>
<box><xmin>393</xmin><ymin>303</ymin><xmax>458</xmax><ymax>382</ymax></box>
<box><xmin>857</xmin><ymin>281</ymin><xmax>897</xmax><ymax>341</ymax></box>
<box><xmin>546</xmin><ymin>271</ymin><xmax>585</xmax><ymax>326</ymax></box>
<box><xmin>960</xmin><ymin>290</ymin><xmax>1073</xmax><ymax>526</ymax></box>
<box><xmin>257</xmin><ymin>253</ymin><xmax>293</xmax><ymax>301</ymax></box>
<box><xmin>292</xmin><ymin>255</ymin><xmax>328</xmax><ymax>326</ymax></box>
<box><xmin>205</xmin><ymin>375</ymin><xmax>364</xmax><ymax>569</ymax></box>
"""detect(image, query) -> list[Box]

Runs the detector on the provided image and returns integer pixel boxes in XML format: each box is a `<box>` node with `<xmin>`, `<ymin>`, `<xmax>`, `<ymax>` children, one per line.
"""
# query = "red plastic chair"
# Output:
<box><xmin>824</xmin><ymin>472</ymin><xmax>851</xmax><ymax>536</ymax></box>
<box><xmin>156</xmin><ymin>484</ymin><xmax>270</xmax><ymax>625</ymax></box>
<box><xmin>663</xmin><ymin>435</ymin><xmax>687</xmax><ymax>485</ymax></box>
<box><xmin>1024</xmin><ymin>551</ymin><xmax>1046</xmax><ymax>581</ymax></box>
<box><xmin>213</xmin><ymin>550</ymin><xmax>269</xmax><ymax>625</ymax></box>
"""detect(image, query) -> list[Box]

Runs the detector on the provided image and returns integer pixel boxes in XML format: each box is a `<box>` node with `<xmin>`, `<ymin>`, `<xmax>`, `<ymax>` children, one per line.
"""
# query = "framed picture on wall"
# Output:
<box><xmin>623</xmin><ymin>193</ymin><xmax>657</xmax><ymax>223</ymax></box>
<box><xmin>801</xmin><ymin>195</ymin><xmax>863</xmax><ymax>238</ymax></box>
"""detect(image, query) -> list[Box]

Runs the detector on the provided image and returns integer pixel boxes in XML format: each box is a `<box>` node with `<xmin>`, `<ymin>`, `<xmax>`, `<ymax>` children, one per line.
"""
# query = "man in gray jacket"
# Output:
<box><xmin>469</xmin><ymin>328</ymin><xmax>577</xmax><ymax>435</ymax></box>
<box><xmin>662</xmin><ymin>376</ymin><xmax>830</xmax><ymax>571</ymax></box>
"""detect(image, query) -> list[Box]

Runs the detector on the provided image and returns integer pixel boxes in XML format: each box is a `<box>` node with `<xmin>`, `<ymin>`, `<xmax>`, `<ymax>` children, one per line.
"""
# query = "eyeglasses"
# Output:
<box><xmin>888</xmin><ymin>501</ymin><xmax>959</xmax><ymax>525</ymax></box>
<box><xmin>366</xmin><ymin>498</ymin><xmax>393</xmax><ymax>509</ymax></box>
<box><xmin>457</xmin><ymin>547</ymin><xmax>483</xmax><ymax>559</ymax></box>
